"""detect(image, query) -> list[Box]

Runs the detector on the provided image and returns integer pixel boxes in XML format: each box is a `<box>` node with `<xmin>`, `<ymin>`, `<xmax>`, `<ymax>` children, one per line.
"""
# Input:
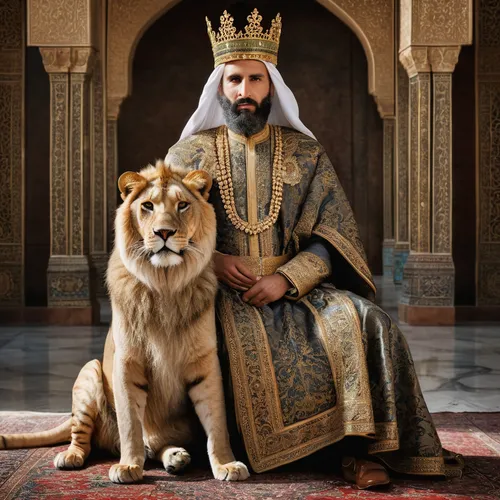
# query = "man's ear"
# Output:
<box><xmin>182</xmin><ymin>170</ymin><xmax>212</xmax><ymax>201</ymax></box>
<box><xmin>118</xmin><ymin>172</ymin><xmax>147</xmax><ymax>201</ymax></box>
<box><xmin>270</xmin><ymin>83</ymin><xmax>275</xmax><ymax>97</ymax></box>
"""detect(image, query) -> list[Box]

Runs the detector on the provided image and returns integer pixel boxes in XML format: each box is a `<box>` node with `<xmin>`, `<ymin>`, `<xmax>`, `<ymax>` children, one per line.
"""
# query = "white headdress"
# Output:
<box><xmin>179</xmin><ymin>62</ymin><xmax>315</xmax><ymax>140</ymax></box>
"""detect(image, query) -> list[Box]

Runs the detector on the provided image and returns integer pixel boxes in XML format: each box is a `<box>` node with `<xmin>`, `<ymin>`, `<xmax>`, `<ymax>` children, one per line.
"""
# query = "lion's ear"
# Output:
<box><xmin>182</xmin><ymin>170</ymin><xmax>212</xmax><ymax>201</ymax></box>
<box><xmin>118</xmin><ymin>171</ymin><xmax>147</xmax><ymax>201</ymax></box>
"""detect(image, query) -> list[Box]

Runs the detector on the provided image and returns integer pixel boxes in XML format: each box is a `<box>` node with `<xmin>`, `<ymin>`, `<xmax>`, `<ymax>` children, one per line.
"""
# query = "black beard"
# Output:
<box><xmin>217</xmin><ymin>93</ymin><xmax>272</xmax><ymax>137</ymax></box>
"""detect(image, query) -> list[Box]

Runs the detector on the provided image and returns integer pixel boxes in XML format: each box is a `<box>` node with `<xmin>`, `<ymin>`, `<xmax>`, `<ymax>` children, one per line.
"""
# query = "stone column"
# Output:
<box><xmin>382</xmin><ymin>118</ymin><xmax>396</xmax><ymax>279</ymax></box>
<box><xmin>393</xmin><ymin>62</ymin><xmax>410</xmax><ymax>284</ymax></box>
<box><xmin>398</xmin><ymin>46</ymin><xmax>459</xmax><ymax>325</ymax></box>
<box><xmin>41</xmin><ymin>47</ymin><xmax>98</xmax><ymax>322</ymax></box>
<box><xmin>106</xmin><ymin>98</ymin><xmax>122</xmax><ymax>253</ymax></box>
<box><xmin>90</xmin><ymin>57</ymin><xmax>108</xmax><ymax>297</ymax></box>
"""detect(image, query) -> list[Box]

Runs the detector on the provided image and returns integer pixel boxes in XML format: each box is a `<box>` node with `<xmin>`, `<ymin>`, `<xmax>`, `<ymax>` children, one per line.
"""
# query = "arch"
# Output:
<box><xmin>107</xmin><ymin>0</ymin><xmax>395</xmax><ymax>117</ymax></box>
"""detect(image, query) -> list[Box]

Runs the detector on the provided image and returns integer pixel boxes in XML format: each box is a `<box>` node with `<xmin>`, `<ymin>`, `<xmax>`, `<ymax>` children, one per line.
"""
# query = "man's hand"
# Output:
<box><xmin>242</xmin><ymin>274</ymin><xmax>291</xmax><ymax>307</ymax></box>
<box><xmin>213</xmin><ymin>253</ymin><xmax>258</xmax><ymax>291</ymax></box>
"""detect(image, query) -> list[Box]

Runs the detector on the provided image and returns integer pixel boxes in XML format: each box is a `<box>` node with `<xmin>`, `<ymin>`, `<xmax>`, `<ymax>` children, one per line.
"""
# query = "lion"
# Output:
<box><xmin>0</xmin><ymin>160</ymin><xmax>249</xmax><ymax>484</ymax></box>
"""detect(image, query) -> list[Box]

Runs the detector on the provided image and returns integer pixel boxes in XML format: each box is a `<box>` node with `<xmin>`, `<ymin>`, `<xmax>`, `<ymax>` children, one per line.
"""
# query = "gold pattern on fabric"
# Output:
<box><xmin>313</xmin><ymin>225</ymin><xmax>376</xmax><ymax>293</ymax></box>
<box><xmin>236</xmin><ymin>254</ymin><xmax>291</xmax><ymax>277</ymax></box>
<box><xmin>219</xmin><ymin>288</ymin><xmax>378</xmax><ymax>473</ymax></box>
<box><xmin>282</xmin><ymin>133</ymin><xmax>303</xmax><ymax>186</ymax></box>
<box><xmin>277</xmin><ymin>252</ymin><xmax>330</xmax><ymax>300</ymax></box>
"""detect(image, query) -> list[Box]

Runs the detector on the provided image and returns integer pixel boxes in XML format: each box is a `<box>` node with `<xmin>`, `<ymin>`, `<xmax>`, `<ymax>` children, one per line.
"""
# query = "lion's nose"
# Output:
<box><xmin>153</xmin><ymin>228</ymin><xmax>177</xmax><ymax>241</ymax></box>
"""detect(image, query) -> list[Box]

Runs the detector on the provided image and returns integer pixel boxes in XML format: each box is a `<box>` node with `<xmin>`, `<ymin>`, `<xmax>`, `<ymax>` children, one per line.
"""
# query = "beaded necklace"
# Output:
<box><xmin>215</xmin><ymin>125</ymin><xmax>284</xmax><ymax>235</ymax></box>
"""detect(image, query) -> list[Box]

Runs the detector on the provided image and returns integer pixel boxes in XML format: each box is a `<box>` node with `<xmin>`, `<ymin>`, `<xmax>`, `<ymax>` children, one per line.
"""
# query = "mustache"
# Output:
<box><xmin>232</xmin><ymin>98</ymin><xmax>259</xmax><ymax>113</ymax></box>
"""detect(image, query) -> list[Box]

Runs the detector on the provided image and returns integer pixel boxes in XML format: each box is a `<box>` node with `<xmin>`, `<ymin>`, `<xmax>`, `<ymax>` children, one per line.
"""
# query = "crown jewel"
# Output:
<box><xmin>206</xmin><ymin>9</ymin><xmax>282</xmax><ymax>67</ymax></box>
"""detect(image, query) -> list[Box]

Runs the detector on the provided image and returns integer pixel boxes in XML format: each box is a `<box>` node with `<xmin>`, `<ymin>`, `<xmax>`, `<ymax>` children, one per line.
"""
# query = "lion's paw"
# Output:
<box><xmin>109</xmin><ymin>464</ymin><xmax>143</xmax><ymax>484</ymax></box>
<box><xmin>162</xmin><ymin>447</ymin><xmax>191</xmax><ymax>474</ymax></box>
<box><xmin>213</xmin><ymin>461</ymin><xmax>250</xmax><ymax>481</ymax></box>
<box><xmin>54</xmin><ymin>450</ymin><xmax>85</xmax><ymax>469</ymax></box>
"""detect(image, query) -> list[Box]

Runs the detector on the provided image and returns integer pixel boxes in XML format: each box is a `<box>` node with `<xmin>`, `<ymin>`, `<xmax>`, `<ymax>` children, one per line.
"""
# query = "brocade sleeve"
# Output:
<box><xmin>277</xmin><ymin>237</ymin><xmax>332</xmax><ymax>300</ymax></box>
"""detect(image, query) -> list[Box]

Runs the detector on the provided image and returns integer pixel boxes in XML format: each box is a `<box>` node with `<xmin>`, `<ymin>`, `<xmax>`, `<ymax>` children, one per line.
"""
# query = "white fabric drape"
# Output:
<box><xmin>179</xmin><ymin>61</ymin><xmax>315</xmax><ymax>140</ymax></box>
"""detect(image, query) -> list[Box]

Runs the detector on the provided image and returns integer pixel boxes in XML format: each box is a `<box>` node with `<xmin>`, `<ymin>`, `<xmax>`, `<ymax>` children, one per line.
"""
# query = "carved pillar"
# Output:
<box><xmin>399</xmin><ymin>46</ymin><xmax>459</xmax><ymax>324</ymax></box>
<box><xmin>41</xmin><ymin>47</ymin><xmax>98</xmax><ymax>319</ymax></box>
<box><xmin>382</xmin><ymin>118</ymin><xmax>395</xmax><ymax>279</ymax></box>
<box><xmin>0</xmin><ymin>0</ymin><xmax>24</xmax><ymax>308</ymax></box>
<box><xmin>106</xmin><ymin>97</ymin><xmax>122</xmax><ymax>253</ymax></box>
<box><xmin>89</xmin><ymin>1</ymin><xmax>108</xmax><ymax>298</ymax></box>
<box><xmin>394</xmin><ymin>61</ymin><xmax>410</xmax><ymax>284</ymax></box>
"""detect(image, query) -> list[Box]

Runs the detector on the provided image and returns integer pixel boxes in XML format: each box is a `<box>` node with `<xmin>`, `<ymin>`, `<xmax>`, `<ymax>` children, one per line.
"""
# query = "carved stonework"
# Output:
<box><xmin>27</xmin><ymin>0</ymin><xmax>93</xmax><ymax>47</ymax></box>
<box><xmin>429</xmin><ymin>46</ymin><xmax>461</xmax><ymax>73</ymax></box>
<box><xmin>47</xmin><ymin>256</ymin><xmax>92</xmax><ymax>307</ymax></box>
<box><xmin>383</xmin><ymin>118</ymin><xmax>395</xmax><ymax>241</ymax></box>
<box><xmin>477</xmin><ymin>0</ymin><xmax>500</xmax><ymax>305</ymax></box>
<box><xmin>400</xmin><ymin>46</ymin><xmax>431</xmax><ymax>78</ymax></box>
<box><xmin>0</xmin><ymin>0</ymin><xmax>24</xmax><ymax>307</ymax></box>
<box><xmin>108</xmin><ymin>0</ymin><xmax>395</xmax><ymax>116</ymax></box>
<box><xmin>408</xmin><ymin>72</ymin><xmax>431</xmax><ymax>253</ymax></box>
<box><xmin>43</xmin><ymin>46</ymin><xmax>95</xmax><ymax>309</ymax></box>
<box><xmin>40</xmin><ymin>47</ymin><xmax>95</xmax><ymax>74</ymax></box>
<box><xmin>432</xmin><ymin>73</ymin><xmax>452</xmax><ymax>254</ymax></box>
<box><xmin>400</xmin><ymin>0</ymin><xmax>472</xmax><ymax>51</ymax></box>
<box><xmin>394</xmin><ymin>61</ymin><xmax>410</xmax><ymax>285</ymax></box>
<box><xmin>70</xmin><ymin>72</ymin><xmax>91</xmax><ymax>256</ymax></box>
<box><xmin>91</xmin><ymin>59</ymin><xmax>106</xmax><ymax>254</ymax></box>
<box><xmin>48</xmin><ymin>73</ymin><xmax>69</xmax><ymax>255</ymax></box>
<box><xmin>106</xmin><ymin>119</ymin><xmax>118</xmax><ymax>252</ymax></box>
<box><xmin>401</xmin><ymin>253</ymin><xmax>455</xmax><ymax>307</ymax></box>
<box><xmin>382</xmin><ymin>118</ymin><xmax>395</xmax><ymax>278</ymax></box>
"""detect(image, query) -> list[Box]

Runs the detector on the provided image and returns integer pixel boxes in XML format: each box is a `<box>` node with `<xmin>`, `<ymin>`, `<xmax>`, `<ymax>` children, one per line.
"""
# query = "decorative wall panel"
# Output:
<box><xmin>27</xmin><ymin>0</ymin><xmax>93</xmax><ymax>47</ymax></box>
<box><xmin>477</xmin><ymin>0</ymin><xmax>500</xmax><ymax>304</ymax></box>
<box><xmin>0</xmin><ymin>0</ymin><xmax>24</xmax><ymax>307</ymax></box>
<box><xmin>400</xmin><ymin>0</ymin><xmax>472</xmax><ymax>51</ymax></box>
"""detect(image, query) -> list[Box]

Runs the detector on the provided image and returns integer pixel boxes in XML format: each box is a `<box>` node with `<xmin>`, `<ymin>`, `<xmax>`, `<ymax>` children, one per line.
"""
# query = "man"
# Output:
<box><xmin>166</xmin><ymin>9</ymin><xmax>463</xmax><ymax>489</ymax></box>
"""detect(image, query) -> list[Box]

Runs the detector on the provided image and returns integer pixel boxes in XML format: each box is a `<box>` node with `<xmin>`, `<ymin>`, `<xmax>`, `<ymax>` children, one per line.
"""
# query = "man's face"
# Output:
<box><xmin>220</xmin><ymin>60</ymin><xmax>272</xmax><ymax>109</ymax></box>
<box><xmin>218</xmin><ymin>60</ymin><xmax>273</xmax><ymax>136</ymax></box>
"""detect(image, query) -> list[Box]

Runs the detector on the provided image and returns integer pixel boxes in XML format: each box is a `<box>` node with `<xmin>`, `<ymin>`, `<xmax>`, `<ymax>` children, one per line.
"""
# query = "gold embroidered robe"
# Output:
<box><xmin>166</xmin><ymin>125</ymin><xmax>463</xmax><ymax>477</ymax></box>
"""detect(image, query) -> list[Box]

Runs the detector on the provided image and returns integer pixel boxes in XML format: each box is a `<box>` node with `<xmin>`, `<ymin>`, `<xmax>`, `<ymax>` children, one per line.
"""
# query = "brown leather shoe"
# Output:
<box><xmin>341</xmin><ymin>456</ymin><xmax>391</xmax><ymax>489</ymax></box>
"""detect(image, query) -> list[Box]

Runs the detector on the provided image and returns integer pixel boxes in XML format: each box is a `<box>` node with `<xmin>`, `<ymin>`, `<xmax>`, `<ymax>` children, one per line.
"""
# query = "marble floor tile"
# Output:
<box><xmin>0</xmin><ymin>279</ymin><xmax>499</xmax><ymax>413</ymax></box>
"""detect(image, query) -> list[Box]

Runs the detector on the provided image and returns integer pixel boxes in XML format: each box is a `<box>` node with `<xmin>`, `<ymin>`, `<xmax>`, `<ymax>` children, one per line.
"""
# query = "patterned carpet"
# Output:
<box><xmin>0</xmin><ymin>412</ymin><xmax>499</xmax><ymax>499</ymax></box>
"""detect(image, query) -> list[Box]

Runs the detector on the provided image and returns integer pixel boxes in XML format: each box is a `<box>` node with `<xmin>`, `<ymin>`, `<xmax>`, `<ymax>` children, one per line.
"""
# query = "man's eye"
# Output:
<box><xmin>230</xmin><ymin>77</ymin><xmax>241</xmax><ymax>83</ymax></box>
<box><xmin>142</xmin><ymin>202</ymin><xmax>154</xmax><ymax>211</ymax></box>
<box><xmin>178</xmin><ymin>201</ymin><xmax>190</xmax><ymax>212</ymax></box>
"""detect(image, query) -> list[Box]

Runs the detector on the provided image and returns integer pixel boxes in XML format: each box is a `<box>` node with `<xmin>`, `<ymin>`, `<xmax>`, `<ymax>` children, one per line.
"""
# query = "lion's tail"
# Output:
<box><xmin>0</xmin><ymin>418</ymin><xmax>72</xmax><ymax>450</ymax></box>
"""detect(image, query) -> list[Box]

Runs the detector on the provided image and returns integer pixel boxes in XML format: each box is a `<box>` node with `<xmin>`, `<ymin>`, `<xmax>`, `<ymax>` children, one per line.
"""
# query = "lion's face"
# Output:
<box><xmin>115</xmin><ymin>161</ymin><xmax>215</xmax><ymax>276</ymax></box>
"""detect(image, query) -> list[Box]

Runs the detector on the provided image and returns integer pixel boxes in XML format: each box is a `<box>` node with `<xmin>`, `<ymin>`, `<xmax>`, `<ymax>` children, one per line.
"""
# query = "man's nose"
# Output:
<box><xmin>153</xmin><ymin>228</ymin><xmax>177</xmax><ymax>241</ymax></box>
<box><xmin>238</xmin><ymin>79</ymin><xmax>251</xmax><ymax>98</ymax></box>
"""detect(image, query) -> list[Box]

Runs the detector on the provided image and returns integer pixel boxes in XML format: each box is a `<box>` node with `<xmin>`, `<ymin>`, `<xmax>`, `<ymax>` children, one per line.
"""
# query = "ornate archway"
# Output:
<box><xmin>107</xmin><ymin>0</ymin><xmax>395</xmax><ymax>118</ymax></box>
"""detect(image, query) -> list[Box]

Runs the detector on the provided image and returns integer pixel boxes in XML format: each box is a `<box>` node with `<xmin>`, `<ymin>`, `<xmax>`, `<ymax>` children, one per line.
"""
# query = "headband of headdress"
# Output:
<box><xmin>206</xmin><ymin>8</ymin><xmax>282</xmax><ymax>67</ymax></box>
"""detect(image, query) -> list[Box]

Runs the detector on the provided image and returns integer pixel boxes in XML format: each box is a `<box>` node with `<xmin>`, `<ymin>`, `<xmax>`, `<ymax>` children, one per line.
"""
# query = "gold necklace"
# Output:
<box><xmin>215</xmin><ymin>125</ymin><xmax>284</xmax><ymax>235</ymax></box>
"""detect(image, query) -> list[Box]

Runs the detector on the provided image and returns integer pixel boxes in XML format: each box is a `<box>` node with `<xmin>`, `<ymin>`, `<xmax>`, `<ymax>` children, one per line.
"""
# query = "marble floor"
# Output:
<box><xmin>0</xmin><ymin>278</ymin><xmax>499</xmax><ymax>413</ymax></box>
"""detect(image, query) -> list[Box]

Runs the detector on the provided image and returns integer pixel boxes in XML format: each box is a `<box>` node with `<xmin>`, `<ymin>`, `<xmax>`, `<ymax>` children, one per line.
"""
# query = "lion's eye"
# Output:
<box><xmin>178</xmin><ymin>201</ymin><xmax>190</xmax><ymax>212</ymax></box>
<box><xmin>142</xmin><ymin>202</ymin><xmax>154</xmax><ymax>211</ymax></box>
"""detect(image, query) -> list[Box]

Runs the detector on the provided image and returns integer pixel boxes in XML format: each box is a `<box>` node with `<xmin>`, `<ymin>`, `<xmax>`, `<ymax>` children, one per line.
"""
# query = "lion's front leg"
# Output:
<box><xmin>109</xmin><ymin>345</ymin><xmax>148</xmax><ymax>484</ymax></box>
<box><xmin>187</xmin><ymin>350</ymin><xmax>250</xmax><ymax>481</ymax></box>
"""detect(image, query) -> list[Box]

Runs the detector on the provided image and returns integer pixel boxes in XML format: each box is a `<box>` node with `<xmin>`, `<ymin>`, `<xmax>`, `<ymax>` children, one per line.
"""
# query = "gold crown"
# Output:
<box><xmin>206</xmin><ymin>9</ymin><xmax>282</xmax><ymax>67</ymax></box>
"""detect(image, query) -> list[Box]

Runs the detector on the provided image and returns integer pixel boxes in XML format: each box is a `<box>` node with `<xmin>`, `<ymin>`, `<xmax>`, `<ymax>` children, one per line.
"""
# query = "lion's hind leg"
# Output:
<box><xmin>156</xmin><ymin>445</ymin><xmax>192</xmax><ymax>474</ymax></box>
<box><xmin>54</xmin><ymin>359</ymin><xmax>104</xmax><ymax>469</ymax></box>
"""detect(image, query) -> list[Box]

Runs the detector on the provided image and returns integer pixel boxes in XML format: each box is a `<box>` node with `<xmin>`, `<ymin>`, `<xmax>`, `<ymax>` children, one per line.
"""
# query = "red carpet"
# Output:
<box><xmin>1</xmin><ymin>412</ymin><xmax>499</xmax><ymax>499</ymax></box>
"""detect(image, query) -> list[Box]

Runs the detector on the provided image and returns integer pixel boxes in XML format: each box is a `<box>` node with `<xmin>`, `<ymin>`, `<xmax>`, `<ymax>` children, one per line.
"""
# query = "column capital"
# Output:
<box><xmin>400</xmin><ymin>46</ymin><xmax>461</xmax><ymax>78</ymax></box>
<box><xmin>40</xmin><ymin>47</ymin><xmax>95</xmax><ymax>74</ymax></box>
<box><xmin>428</xmin><ymin>46</ymin><xmax>461</xmax><ymax>73</ymax></box>
<box><xmin>399</xmin><ymin>46</ymin><xmax>430</xmax><ymax>78</ymax></box>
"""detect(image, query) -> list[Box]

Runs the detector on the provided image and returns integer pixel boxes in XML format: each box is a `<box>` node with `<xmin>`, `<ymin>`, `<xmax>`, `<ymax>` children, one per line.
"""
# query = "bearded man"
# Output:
<box><xmin>166</xmin><ymin>9</ymin><xmax>463</xmax><ymax>489</ymax></box>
